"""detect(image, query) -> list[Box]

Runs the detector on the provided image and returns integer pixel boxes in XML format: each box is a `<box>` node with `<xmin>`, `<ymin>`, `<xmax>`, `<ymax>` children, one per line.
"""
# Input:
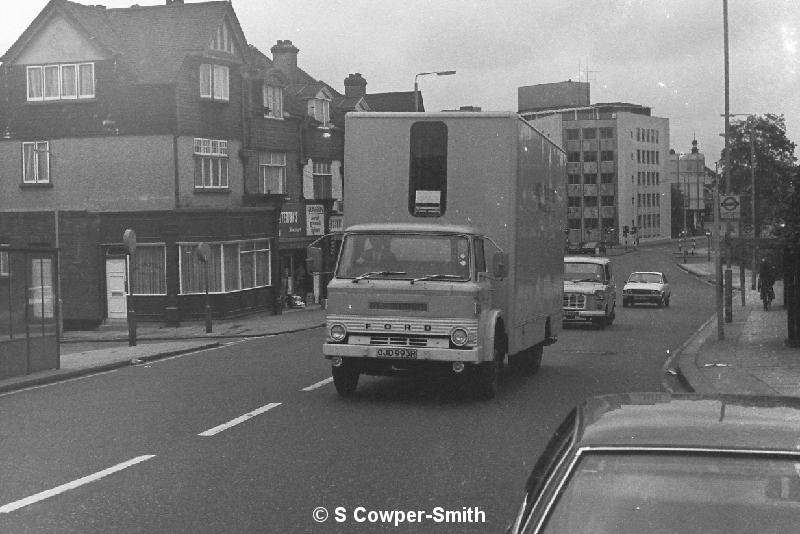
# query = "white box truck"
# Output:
<box><xmin>313</xmin><ymin>112</ymin><xmax>566</xmax><ymax>398</ymax></box>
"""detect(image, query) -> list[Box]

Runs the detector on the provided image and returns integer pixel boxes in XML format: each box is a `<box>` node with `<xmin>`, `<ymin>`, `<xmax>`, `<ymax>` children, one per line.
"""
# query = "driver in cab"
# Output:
<box><xmin>356</xmin><ymin>237</ymin><xmax>397</xmax><ymax>270</ymax></box>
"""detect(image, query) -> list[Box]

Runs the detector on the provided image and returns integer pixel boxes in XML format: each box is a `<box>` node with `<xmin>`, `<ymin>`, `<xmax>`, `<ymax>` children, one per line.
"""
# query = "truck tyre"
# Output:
<box><xmin>475</xmin><ymin>341</ymin><xmax>503</xmax><ymax>399</ymax></box>
<box><xmin>332</xmin><ymin>364</ymin><xmax>360</xmax><ymax>396</ymax></box>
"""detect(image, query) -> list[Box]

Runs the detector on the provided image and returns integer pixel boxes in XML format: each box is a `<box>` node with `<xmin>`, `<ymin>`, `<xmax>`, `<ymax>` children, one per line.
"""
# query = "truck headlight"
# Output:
<box><xmin>329</xmin><ymin>324</ymin><xmax>347</xmax><ymax>342</ymax></box>
<box><xmin>594</xmin><ymin>290</ymin><xmax>605</xmax><ymax>300</ymax></box>
<box><xmin>450</xmin><ymin>327</ymin><xmax>469</xmax><ymax>347</ymax></box>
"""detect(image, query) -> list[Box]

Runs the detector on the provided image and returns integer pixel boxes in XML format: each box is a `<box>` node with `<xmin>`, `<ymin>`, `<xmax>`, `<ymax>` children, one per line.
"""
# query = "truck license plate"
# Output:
<box><xmin>377</xmin><ymin>348</ymin><xmax>417</xmax><ymax>359</ymax></box>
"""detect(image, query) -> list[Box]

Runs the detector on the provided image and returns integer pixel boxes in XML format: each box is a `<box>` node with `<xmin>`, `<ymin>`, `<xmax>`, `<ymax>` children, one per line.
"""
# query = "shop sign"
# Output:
<box><xmin>279</xmin><ymin>203</ymin><xmax>305</xmax><ymax>238</ymax></box>
<box><xmin>306</xmin><ymin>204</ymin><xmax>325</xmax><ymax>236</ymax></box>
<box><xmin>329</xmin><ymin>215</ymin><xmax>343</xmax><ymax>233</ymax></box>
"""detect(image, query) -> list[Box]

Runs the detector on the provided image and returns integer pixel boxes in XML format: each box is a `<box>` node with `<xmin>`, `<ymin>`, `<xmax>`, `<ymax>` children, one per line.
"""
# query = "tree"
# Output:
<box><xmin>720</xmin><ymin>114</ymin><xmax>797</xmax><ymax>231</ymax></box>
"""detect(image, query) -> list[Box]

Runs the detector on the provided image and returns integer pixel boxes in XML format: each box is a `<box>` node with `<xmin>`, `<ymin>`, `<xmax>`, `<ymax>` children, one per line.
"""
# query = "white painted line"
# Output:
<box><xmin>0</xmin><ymin>370</ymin><xmax>119</xmax><ymax>398</ymax></box>
<box><xmin>302</xmin><ymin>377</ymin><xmax>333</xmax><ymax>391</ymax></box>
<box><xmin>0</xmin><ymin>455</ymin><xmax>155</xmax><ymax>514</ymax></box>
<box><xmin>198</xmin><ymin>403</ymin><xmax>282</xmax><ymax>437</ymax></box>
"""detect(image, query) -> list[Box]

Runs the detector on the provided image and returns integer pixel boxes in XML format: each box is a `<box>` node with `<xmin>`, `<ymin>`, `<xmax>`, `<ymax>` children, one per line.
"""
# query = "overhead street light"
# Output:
<box><xmin>414</xmin><ymin>70</ymin><xmax>456</xmax><ymax>112</ymax></box>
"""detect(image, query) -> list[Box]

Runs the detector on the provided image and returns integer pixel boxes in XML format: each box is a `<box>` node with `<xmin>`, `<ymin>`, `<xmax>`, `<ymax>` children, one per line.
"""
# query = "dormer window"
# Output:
<box><xmin>308</xmin><ymin>97</ymin><xmax>330</xmax><ymax>125</ymax></box>
<box><xmin>200</xmin><ymin>63</ymin><xmax>229</xmax><ymax>101</ymax></box>
<box><xmin>262</xmin><ymin>84</ymin><xmax>283</xmax><ymax>118</ymax></box>
<box><xmin>210</xmin><ymin>22</ymin><xmax>235</xmax><ymax>54</ymax></box>
<box><xmin>27</xmin><ymin>63</ymin><xmax>94</xmax><ymax>101</ymax></box>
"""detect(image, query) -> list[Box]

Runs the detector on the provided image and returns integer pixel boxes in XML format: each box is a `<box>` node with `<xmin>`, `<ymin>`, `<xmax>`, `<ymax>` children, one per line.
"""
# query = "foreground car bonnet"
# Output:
<box><xmin>578</xmin><ymin>393</ymin><xmax>800</xmax><ymax>451</ymax></box>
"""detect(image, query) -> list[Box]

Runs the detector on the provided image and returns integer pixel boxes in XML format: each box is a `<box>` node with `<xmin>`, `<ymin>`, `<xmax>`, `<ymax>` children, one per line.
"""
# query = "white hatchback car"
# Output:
<box><xmin>622</xmin><ymin>271</ymin><xmax>670</xmax><ymax>307</ymax></box>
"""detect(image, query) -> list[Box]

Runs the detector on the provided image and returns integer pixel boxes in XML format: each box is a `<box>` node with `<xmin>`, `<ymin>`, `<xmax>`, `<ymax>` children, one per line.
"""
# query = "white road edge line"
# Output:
<box><xmin>0</xmin><ymin>455</ymin><xmax>156</xmax><ymax>514</ymax></box>
<box><xmin>198</xmin><ymin>402</ymin><xmax>282</xmax><ymax>437</ymax></box>
<box><xmin>302</xmin><ymin>377</ymin><xmax>333</xmax><ymax>391</ymax></box>
<box><xmin>0</xmin><ymin>370</ymin><xmax>120</xmax><ymax>398</ymax></box>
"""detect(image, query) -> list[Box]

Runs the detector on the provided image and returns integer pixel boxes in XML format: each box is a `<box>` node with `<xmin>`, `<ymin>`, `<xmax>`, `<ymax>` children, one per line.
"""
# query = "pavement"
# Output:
<box><xmin>2</xmin><ymin>245</ymin><xmax>798</xmax><ymax>396</ymax></box>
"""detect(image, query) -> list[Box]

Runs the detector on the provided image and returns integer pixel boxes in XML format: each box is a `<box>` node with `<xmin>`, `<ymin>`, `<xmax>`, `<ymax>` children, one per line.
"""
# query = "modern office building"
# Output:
<box><xmin>519</xmin><ymin>81</ymin><xmax>671</xmax><ymax>245</ymax></box>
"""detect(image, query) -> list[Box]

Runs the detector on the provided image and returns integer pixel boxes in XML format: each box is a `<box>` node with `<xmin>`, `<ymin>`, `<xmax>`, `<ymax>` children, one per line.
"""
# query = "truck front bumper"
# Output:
<box><xmin>562</xmin><ymin>309</ymin><xmax>606</xmax><ymax>321</ymax></box>
<box><xmin>323</xmin><ymin>343</ymin><xmax>484</xmax><ymax>363</ymax></box>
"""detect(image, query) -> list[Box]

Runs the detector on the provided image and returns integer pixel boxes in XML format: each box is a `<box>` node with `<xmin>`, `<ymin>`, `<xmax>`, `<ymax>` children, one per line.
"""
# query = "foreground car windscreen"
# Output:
<box><xmin>540</xmin><ymin>451</ymin><xmax>800</xmax><ymax>534</ymax></box>
<box><xmin>564</xmin><ymin>263</ymin><xmax>603</xmax><ymax>282</ymax></box>
<box><xmin>627</xmin><ymin>273</ymin><xmax>662</xmax><ymax>284</ymax></box>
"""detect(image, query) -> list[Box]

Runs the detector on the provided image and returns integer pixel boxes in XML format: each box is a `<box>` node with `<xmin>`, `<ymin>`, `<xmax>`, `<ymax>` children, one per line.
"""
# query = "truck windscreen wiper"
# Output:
<box><xmin>352</xmin><ymin>271</ymin><xmax>407</xmax><ymax>283</ymax></box>
<box><xmin>410</xmin><ymin>274</ymin><xmax>465</xmax><ymax>284</ymax></box>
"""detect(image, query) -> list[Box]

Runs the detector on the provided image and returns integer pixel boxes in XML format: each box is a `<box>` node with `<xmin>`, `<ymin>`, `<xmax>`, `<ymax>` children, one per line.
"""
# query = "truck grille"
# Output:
<box><xmin>563</xmin><ymin>293</ymin><xmax>586</xmax><ymax>309</ymax></box>
<box><xmin>369</xmin><ymin>335</ymin><xmax>429</xmax><ymax>347</ymax></box>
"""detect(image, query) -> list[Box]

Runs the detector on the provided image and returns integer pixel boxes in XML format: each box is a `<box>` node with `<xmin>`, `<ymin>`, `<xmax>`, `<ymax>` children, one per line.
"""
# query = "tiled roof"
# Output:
<box><xmin>3</xmin><ymin>0</ymin><xmax>242</xmax><ymax>85</ymax></box>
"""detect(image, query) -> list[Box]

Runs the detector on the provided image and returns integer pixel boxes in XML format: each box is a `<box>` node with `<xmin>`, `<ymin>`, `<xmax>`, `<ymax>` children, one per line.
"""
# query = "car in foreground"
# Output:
<box><xmin>622</xmin><ymin>271</ymin><xmax>670</xmax><ymax>307</ymax></box>
<box><xmin>507</xmin><ymin>393</ymin><xmax>800</xmax><ymax>534</ymax></box>
<box><xmin>562</xmin><ymin>256</ymin><xmax>616</xmax><ymax>328</ymax></box>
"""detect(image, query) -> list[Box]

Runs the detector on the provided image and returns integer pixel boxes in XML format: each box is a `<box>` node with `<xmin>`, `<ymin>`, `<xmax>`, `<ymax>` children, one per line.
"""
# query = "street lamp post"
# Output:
<box><xmin>413</xmin><ymin>70</ymin><xmax>456</xmax><ymax>112</ymax></box>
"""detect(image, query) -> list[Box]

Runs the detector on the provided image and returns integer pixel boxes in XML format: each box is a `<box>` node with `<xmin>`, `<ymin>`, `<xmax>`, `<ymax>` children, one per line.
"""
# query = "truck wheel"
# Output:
<box><xmin>332</xmin><ymin>364</ymin><xmax>360</xmax><ymax>396</ymax></box>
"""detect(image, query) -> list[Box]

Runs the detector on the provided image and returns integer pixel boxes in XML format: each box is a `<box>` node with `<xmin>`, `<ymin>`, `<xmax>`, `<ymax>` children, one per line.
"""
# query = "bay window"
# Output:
<box><xmin>179</xmin><ymin>239</ymin><xmax>271</xmax><ymax>294</ymax></box>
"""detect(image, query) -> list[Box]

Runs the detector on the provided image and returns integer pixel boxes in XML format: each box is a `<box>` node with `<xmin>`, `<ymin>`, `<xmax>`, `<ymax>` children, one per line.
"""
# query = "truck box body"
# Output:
<box><xmin>323</xmin><ymin>112</ymin><xmax>566</xmax><ymax>396</ymax></box>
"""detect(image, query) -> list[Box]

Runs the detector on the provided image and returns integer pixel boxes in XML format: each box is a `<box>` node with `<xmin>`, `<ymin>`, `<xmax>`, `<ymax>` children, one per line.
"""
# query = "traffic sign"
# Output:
<box><xmin>741</xmin><ymin>223</ymin><xmax>754</xmax><ymax>237</ymax></box>
<box><xmin>719</xmin><ymin>195</ymin><xmax>740</xmax><ymax>220</ymax></box>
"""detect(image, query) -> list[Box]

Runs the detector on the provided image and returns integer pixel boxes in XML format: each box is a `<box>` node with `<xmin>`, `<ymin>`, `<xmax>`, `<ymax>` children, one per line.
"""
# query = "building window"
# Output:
<box><xmin>210</xmin><ymin>23</ymin><xmax>235</xmax><ymax>54</ymax></box>
<box><xmin>0</xmin><ymin>245</ymin><xmax>8</xmax><ymax>277</ymax></box>
<box><xmin>200</xmin><ymin>64</ymin><xmax>229</xmax><ymax>101</ymax></box>
<box><xmin>193</xmin><ymin>138</ymin><xmax>229</xmax><ymax>189</ymax></box>
<box><xmin>600</xmin><ymin>150</ymin><xmax>614</xmax><ymax>162</ymax></box>
<box><xmin>583</xmin><ymin>173</ymin><xmax>597</xmax><ymax>184</ymax></box>
<box><xmin>259</xmin><ymin>152</ymin><xmax>286</xmax><ymax>194</ymax></box>
<box><xmin>600</xmin><ymin>127</ymin><xmax>614</xmax><ymax>138</ymax></box>
<box><xmin>262</xmin><ymin>84</ymin><xmax>283</xmax><ymax>118</ymax></box>
<box><xmin>179</xmin><ymin>239</ymin><xmax>271</xmax><ymax>294</ymax></box>
<box><xmin>636</xmin><ymin>150</ymin><xmax>641</xmax><ymax>163</ymax></box>
<box><xmin>409</xmin><ymin>121</ymin><xmax>447</xmax><ymax>217</ymax></box>
<box><xmin>582</xmin><ymin>128</ymin><xmax>596</xmax><ymax>139</ymax></box>
<box><xmin>567</xmin><ymin>151</ymin><xmax>580</xmax><ymax>162</ymax></box>
<box><xmin>600</xmin><ymin>173</ymin><xmax>614</xmax><ymax>183</ymax></box>
<box><xmin>312</xmin><ymin>160</ymin><xmax>332</xmax><ymax>199</ymax></box>
<box><xmin>584</xmin><ymin>195</ymin><xmax>598</xmax><ymax>207</ymax></box>
<box><xmin>308</xmin><ymin>98</ymin><xmax>330</xmax><ymax>125</ymax></box>
<box><xmin>568</xmin><ymin>174</ymin><xmax>581</xmax><ymax>184</ymax></box>
<box><xmin>601</xmin><ymin>195</ymin><xmax>615</xmax><ymax>206</ymax></box>
<box><xmin>22</xmin><ymin>141</ymin><xmax>50</xmax><ymax>184</ymax></box>
<box><xmin>566</xmin><ymin>129</ymin><xmax>579</xmax><ymax>140</ymax></box>
<box><xmin>583</xmin><ymin>151</ymin><xmax>597</xmax><ymax>162</ymax></box>
<box><xmin>26</xmin><ymin>63</ymin><xmax>94</xmax><ymax>101</ymax></box>
<box><xmin>568</xmin><ymin>196</ymin><xmax>581</xmax><ymax>207</ymax></box>
<box><xmin>131</xmin><ymin>245</ymin><xmax>166</xmax><ymax>295</ymax></box>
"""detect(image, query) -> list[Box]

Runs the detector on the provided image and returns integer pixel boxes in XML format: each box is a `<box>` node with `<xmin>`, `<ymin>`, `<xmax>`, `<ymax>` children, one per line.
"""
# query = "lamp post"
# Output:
<box><xmin>413</xmin><ymin>70</ymin><xmax>456</xmax><ymax>112</ymax></box>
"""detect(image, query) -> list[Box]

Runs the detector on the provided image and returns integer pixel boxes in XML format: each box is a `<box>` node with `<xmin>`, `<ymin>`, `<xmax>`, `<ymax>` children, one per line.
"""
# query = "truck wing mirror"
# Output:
<box><xmin>492</xmin><ymin>252</ymin><xmax>508</xmax><ymax>278</ymax></box>
<box><xmin>307</xmin><ymin>247</ymin><xmax>323</xmax><ymax>272</ymax></box>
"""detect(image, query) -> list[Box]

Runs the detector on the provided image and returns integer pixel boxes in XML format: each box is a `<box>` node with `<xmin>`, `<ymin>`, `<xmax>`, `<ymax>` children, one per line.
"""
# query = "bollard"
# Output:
<box><xmin>725</xmin><ymin>267</ymin><xmax>733</xmax><ymax>323</ymax></box>
<box><xmin>205</xmin><ymin>303</ymin><xmax>212</xmax><ymax>333</ymax></box>
<box><xmin>740</xmin><ymin>263</ymin><xmax>745</xmax><ymax>306</ymax></box>
<box><xmin>683</xmin><ymin>250</ymin><xmax>688</xmax><ymax>264</ymax></box>
<box><xmin>127</xmin><ymin>309</ymin><xmax>137</xmax><ymax>346</ymax></box>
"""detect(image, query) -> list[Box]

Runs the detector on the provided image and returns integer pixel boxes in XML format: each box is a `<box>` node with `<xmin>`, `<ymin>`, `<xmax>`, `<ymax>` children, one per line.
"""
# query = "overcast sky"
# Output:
<box><xmin>2</xmin><ymin>0</ymin><xmax>798</xmax><ymax>163</ymax></box>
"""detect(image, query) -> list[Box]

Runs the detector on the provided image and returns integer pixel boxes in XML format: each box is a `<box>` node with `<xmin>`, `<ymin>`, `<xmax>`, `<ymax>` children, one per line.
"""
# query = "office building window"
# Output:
<box><xmin>600</xmin><ymin>150</ymin><xmax>614</xmax><ymax>162</ymax></box>
<box><xmin>566</xmin><ymin>129</ymin><xmax>579</xmax><ymax>140</ymax></box>
<box><xmin>601</xmin><ymin>173</ymin><xmax>614</xmax><ymax>183</ymax></box>
<box><xmin>568</xmin><ymin>174</ymin><xmax>581</xmax><ymax>184</ymax></box>
<box><xmin>583</xmin><ymin>151</ymin><xmax>597</xmax><ymax>162</ymax></box>
<box><xmin>583</xmin><ymin>174</ymin><xmax>597</xmax><ymax>184</ymax></box>
<box><xmin>582</xmin><ymin>128</ymin><xmax>596</xmax><ymax>139</ymax></box>
<box><xmin>567</xmin><ymin>151</ymin><xmax>580</xmax><ymax>162</ymax></box>
<box><xmin>601</xmin><ymin>195</ymin><xmax>615</xmax><ymax>206</ymax></box>
<box><xmin>584</xmin><ymin>195</ymin><xmax>598</xmax><ymax>207</ymax></box>
<box><xmin>600</xmin><ymin>127</ymin><xmax>614</xmax><ymax>138</ymax></box>
<box><xmin>568</xmin><ymin>196</ymin><xmax>581</xmax><ymax>207</ymax></box>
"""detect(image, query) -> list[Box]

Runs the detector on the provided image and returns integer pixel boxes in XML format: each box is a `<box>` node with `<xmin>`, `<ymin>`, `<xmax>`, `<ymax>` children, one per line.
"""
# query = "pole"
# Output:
<box><xmin>715</xmin><ymin>173</ymin><xmax>724</xmax><ymax>339</ymax></box>
<box><xmin>750</xmin><ymin>125</ymin><xmax>757</xmax><ymax>290</ymax></box>
<box><xmin>127</xmin><ymin>253</ymin><xmax>137</xmax><ymax>347</ymax></box>
<box><xmin>740</xmin><ymin>261</ymin><xmax>746</xmax><ymax>306</ymax></box>
<box><xmin>204</xmin><ymin>259</ymin><xmax>212</xmax><ymax>333</ymax></box>
<box><xmin>413</xmin><ymin>77</ymin><xmax>419</xmax><ymax>112</ymax></box>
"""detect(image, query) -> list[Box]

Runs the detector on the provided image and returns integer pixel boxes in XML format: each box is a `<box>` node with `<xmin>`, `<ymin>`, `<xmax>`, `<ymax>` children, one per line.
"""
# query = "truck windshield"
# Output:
<box><xmin>565</xmin><ymin>262</ymin><xmax>605</xmax><ymax>282</ymax></box>
<box><xmin>337</xmin><ymin>233</ymin><xmax>471</xmax><ymax>281</ymax></box>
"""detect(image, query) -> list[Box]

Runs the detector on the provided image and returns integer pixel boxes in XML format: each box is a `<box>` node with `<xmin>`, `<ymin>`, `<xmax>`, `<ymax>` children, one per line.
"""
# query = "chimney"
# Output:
<box><xmin>344</xmin><ymin>73</ymin><xmax>367</xmax><ymax>98</ymax></box>
<box><xmin>271</xmin><ymin>40</ymin><xmax>299</xmax><ymax>76</ymax></box>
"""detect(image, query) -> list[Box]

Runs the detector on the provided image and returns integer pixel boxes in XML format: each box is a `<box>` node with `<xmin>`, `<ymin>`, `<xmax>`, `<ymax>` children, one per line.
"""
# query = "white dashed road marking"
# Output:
<box><xmin>301</xmin><ymin>377</ymin><xmax>333</xmax><ymax>391</ymax></box>
<box><xmin>0</xmin><ymin>455</ymin><xmax>156</xmax><ymax>514</ymax></box>
<box><xmin>198</xmin><ymin>403</ymin><xmax>282</xmax><ymax>437</ymax></box>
